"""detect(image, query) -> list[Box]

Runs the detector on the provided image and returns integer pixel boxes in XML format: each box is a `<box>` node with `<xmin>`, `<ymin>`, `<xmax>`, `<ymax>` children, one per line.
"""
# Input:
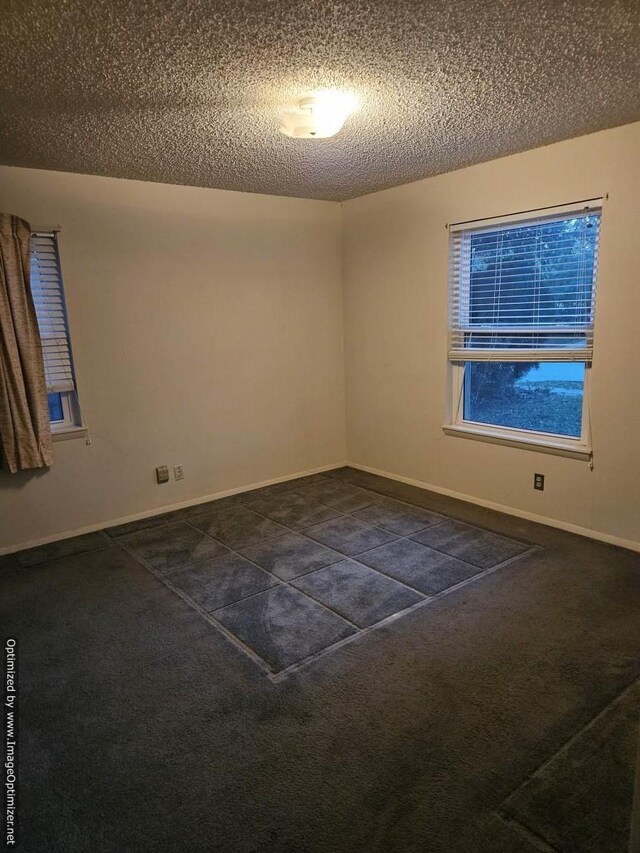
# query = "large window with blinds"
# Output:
<box><xmin>446</xmin><ymin>200</ymin><xmax>601</xmax><ymax>457</ymax></box>
<box><xmin>30</xmin><ymin>231</ymin><xmax>80</xmax><ymax>432</ymax></box>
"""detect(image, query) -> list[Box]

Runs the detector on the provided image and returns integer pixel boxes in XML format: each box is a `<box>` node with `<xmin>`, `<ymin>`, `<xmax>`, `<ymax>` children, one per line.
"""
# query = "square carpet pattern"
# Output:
<box><xmin>12</xmin><ymin>472</ymin><xmax>534</xmax><ymax>679</ymax></box>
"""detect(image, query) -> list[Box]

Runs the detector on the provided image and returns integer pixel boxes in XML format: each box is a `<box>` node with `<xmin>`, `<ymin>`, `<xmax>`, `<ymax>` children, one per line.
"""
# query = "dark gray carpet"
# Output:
<box><xmin>100</xmin><ymin>474</ymin><xmax>535</xmax><ymax>678</ymax></box>
<box><xmin>2</xmin><ymin>466</ymin><xmax>639</xmax><ymax>852</ymax></box>
<box><xmin>501</xmin><ymin>679</ymin><xmax>640</xmax><ymax>852</ymax></box>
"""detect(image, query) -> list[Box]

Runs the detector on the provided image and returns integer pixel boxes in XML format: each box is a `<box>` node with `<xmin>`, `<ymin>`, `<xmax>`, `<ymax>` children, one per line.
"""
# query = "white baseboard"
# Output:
<box><xmin>6</xmin><ymin>458</ymin><xmax>638</xmax><ymax>557</ymax></box>
<box><xmin>0</xmin><ymin>461</ymin><xmax>347</xmax><ymax>556</ymax></box>
<box><xmin>350</xmin><ymin>462</ymin><xmax>640</xmax><ymax>554</ymax></box>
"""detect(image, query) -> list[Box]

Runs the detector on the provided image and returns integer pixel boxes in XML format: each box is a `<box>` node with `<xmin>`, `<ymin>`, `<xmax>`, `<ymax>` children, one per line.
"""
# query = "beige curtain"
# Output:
<box><xmin>0</xmin><ymin>214</ymin><xmax>53</xmax><ymax>473</ymax></box>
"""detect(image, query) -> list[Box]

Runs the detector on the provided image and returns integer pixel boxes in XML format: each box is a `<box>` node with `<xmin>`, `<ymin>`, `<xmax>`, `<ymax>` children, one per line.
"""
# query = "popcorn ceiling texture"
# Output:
<box><xmin>0</xmin><ymin>0</ymin><xmax>639</xmax><ymax>201</ymax></box>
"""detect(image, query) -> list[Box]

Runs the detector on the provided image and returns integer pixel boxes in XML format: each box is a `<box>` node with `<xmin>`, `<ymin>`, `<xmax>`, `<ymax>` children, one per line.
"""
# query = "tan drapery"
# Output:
<box><xmin>0</xmin><ymin>214</ymin><xmax>53</xmax><ymax>473</ymax></box>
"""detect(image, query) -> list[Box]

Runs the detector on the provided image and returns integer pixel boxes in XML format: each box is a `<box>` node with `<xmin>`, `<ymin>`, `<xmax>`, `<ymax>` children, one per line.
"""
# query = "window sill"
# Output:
<box><xmin>443</xmin><ymin>423</ymin><xmax>592</xmax><ymax>461</ymax></box>
<box><xmin>51</xmin><ymin>426</ymin><xmax>87</xmax><ymax>443</ymax></box>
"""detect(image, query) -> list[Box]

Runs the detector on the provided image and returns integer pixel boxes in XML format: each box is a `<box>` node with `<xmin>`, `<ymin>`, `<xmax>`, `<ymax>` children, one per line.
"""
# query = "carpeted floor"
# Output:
<box><xmin>1</xmin><ymin>467</ymin><xmax>639</xmax><ymax>852</ymax></box>
<box><xmin>104</xmin><ymin>474</ymin><xmax>533</xmax><ymax>680</ymax></box>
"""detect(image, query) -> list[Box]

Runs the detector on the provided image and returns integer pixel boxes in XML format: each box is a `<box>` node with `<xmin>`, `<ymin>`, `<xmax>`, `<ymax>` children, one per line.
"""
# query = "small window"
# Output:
<box><xmin>30</xmin><ymin>232</ymin><xmax>81</xmax><ymax>432</ymax></box>
<box><xmin>446</xmin><ymin>202</ymin><xmax>601</xmax><ymax>458</ymax></box>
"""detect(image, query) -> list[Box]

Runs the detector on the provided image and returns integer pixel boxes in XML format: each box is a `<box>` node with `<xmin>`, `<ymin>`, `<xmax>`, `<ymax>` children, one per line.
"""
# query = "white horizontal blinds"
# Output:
<box><xmin>30</xmin><ymin>232</ymin><xmax>76</xmax><ymax>392</ymax></box>
<box><xmin>449</xmin><ymin>204</ymin><xmax>601</xmax><ymax>362</ymax></box>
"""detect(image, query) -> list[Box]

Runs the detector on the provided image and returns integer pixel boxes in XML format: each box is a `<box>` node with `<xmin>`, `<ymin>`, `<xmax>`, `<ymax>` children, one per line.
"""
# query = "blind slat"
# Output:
<box><xmin>30</xmin><ymin>232</ymin><xmax>76</xmax><ymax>393</ymax></box>
<box><xmin>448</xmin><ymin>206</ymin><xmax>601</xmax><ymax>364</ymax></box>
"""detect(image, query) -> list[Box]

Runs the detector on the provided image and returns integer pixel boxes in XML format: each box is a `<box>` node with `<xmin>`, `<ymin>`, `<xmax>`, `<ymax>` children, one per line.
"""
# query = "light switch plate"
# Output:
<box><xmin>156</xmin><ymin>465</ymin><xmax>169</xmax><ymax>484</ymax></box>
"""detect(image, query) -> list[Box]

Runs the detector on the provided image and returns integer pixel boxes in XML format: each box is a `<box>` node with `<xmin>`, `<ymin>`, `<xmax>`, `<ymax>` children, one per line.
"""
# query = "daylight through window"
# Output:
<box><xmin>447</xmin><ymin>201</ymin><xmax>601</xmax><ymax>453</ymax></box>
<box><xmin>30</xmin><ymin>231</ymin><xmax>80</xmax><ymax>431</ymax></box>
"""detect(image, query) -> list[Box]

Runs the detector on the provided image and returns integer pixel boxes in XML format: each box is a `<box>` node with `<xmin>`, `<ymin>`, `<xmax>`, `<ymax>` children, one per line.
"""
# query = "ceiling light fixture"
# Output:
<box><xmin>280</xmin><ymin>91</ymin><xmax>358</xmax><ymax>139</ymax></box>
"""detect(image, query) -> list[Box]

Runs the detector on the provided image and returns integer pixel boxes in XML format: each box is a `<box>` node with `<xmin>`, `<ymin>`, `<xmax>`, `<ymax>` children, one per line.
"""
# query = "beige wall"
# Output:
<box><xmin>2</xmin><ymin>122</ymin><xmax>640</xmax><ymax>553</ymax></box>
<box><xmin>0</xmin><ymin>168</ymin><xmax>346</xmax><ymax>551</ymax></box>
<box><xmin>343</xmin><ymin>122</ymin><xmax>640</xmax><ymax>548</ymax></box>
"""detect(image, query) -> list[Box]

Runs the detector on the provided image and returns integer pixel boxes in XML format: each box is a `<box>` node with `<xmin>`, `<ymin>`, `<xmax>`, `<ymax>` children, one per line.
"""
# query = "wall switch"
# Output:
<box><xmin>156</xmin><ymin>465</ymin><xmax>169</xmax><ymax>484</ymax></box>
<box><xmin>534</xmin><ymin>473</ymin><xmax>545</xmax><ymax>491</ymax></box>
<box><xmin>174</xmin><ymin>465</ymin><xmax>184</xmax><ymax>481</ymax></box>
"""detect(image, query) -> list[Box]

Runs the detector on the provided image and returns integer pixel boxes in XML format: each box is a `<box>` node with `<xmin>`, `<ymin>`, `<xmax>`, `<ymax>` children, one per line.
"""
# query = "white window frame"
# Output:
<box><xmin>31</xmin><ymin>230</ymin><xmax>85</xmax><ymax>438</ymax></box>
<box><xmin>445</xmin><ymin>362</ymin><xmax>592</xmax><ymax>461</ymax></box>
<box><xmin>444</xmin><ymin>200</ymin><xmax>601</xmax><ymax>462</ymax></box>
<box><xmin>47</xmin><ymin>389</ymin><xmax>82</xmax><ymax>435</ymax></box>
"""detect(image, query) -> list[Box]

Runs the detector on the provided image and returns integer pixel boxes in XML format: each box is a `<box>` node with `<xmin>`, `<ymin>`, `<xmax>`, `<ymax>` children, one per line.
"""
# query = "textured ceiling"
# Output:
<box><xmin>0</xmin><ymin>0</ymin><xmax>639</xmax><ymax>201</ymax></box>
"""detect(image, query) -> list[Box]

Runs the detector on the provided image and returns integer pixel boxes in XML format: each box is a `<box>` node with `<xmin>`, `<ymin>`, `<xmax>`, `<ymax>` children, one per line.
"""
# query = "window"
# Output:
<box><xmin>445</xmin><ymin>201</ymin><xmax>602</xmax><ymax>459</ymax></box>
<box><xmin>30</xmin><ymin>232</ymin><xmax>81</xmax><ymax>433</ymax></box>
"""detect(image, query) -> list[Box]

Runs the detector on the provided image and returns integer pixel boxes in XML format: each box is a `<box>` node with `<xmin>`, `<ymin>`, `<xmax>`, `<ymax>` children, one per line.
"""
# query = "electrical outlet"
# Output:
<box><xmin>156</xmin><ymin>465</ymin><xmax>169</xmax><ymax>484</ymax></box>
<box><xmin>174</xmin><ymin>465</ymin><xmax>184</xmax><ymax>481</ymax></box>
<box><xmin>534</xmin><ymin>473</ymin><xmax>545</xmax><ymax>491</ymax></box>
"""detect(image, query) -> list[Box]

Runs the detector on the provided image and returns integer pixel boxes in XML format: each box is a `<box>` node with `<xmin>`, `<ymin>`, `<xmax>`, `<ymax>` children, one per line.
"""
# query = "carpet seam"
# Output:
<box><xmin>269</xmin><ymin>547</ymin><xmax>538</xmax><ymax>681</ymax></box>
<box><xmin>493</xmin><ymin>810</ymin><xmax>559</xmax><ymax>852</ymax></box>
<box><xmin>111</xmin><ymin>473</ymin><xmax>539</xmax><ymax>679</ymax></box>
<box><xmin>324</xmin><ymin>467</ymin><xmax>537</xmax><ymax>547</ymax></box>
<box><xmin>497</xmin><ymin>673</ymin><xmax>640</xmax><ymax>814</ymax></box>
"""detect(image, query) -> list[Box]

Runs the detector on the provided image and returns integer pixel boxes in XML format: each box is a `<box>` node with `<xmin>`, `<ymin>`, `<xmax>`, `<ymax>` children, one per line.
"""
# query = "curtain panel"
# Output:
<box><xmin>0</xmin><ymin>214</ymin><xmax>53</xmax><ymax>473</ymax></box>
